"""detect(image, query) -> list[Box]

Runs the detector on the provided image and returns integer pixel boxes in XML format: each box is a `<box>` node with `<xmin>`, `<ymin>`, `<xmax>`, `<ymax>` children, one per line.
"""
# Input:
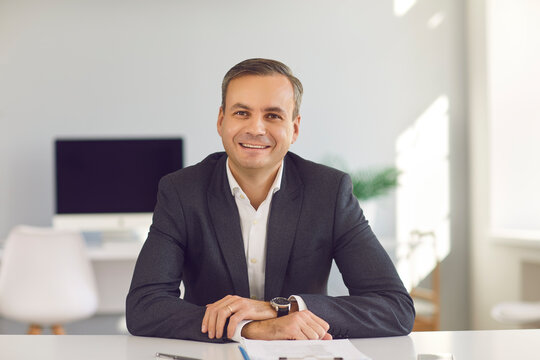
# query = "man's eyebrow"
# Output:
<box><xmin>264</xmin><ymin>106</ymin><xmax>287</xmax><ymax>115</ymax></box>
<box><xmin>230</xmin><ymin>103</ymin><xmax>253</xmax><ymax>111</ymax></box>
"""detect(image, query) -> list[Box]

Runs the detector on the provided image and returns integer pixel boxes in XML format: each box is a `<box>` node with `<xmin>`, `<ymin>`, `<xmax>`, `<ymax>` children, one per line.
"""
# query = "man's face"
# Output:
<box><xmin>217</xmin><ymin>74</ymin><xmax>300</xmax><ymax>176</ymax></box>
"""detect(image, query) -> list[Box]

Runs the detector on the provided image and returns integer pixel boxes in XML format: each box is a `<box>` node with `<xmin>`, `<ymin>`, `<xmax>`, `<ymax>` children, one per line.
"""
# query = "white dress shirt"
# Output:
<box><xmin>225</xmin><ymin>158</ymin><xmax>307</xmax><ymax>341</ymax></box>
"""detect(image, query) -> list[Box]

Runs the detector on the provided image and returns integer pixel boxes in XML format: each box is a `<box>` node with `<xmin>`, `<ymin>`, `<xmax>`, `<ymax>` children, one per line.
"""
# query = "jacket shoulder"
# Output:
<box><xmin>286</xmin><ymin>152</ymin><xmax>347</xmax><ymax>185</ymax></box>
<box><xmin>161</xmin><ymin>152</ymin><xmax>226</xmax><ymax>189</ymax></box>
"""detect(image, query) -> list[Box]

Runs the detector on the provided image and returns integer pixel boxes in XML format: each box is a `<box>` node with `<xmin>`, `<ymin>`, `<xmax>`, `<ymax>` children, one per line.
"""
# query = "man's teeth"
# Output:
<box><xmin>241</xmin><ymin>143</ymin><xmax>267</xmax><ymax>149</ymax></box>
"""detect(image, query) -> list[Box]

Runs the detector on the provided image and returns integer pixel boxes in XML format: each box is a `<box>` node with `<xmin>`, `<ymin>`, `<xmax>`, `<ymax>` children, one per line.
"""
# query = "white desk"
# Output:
<box><xmin>0</xmin><ymin>330</ymin><xmax>538</xmax><ymax>360</ymax></box>
<box><xmin>87</xmin><ymin>241</ymin><xmax>143</xmax><ymax>313</ymax></box>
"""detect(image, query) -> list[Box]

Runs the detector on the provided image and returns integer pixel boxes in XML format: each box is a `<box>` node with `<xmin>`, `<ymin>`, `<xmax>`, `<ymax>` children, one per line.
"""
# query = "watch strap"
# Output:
<box><xmin>276</xmin><ymin>306</ymin><xmax>288</xmax><ymax>317</ymax></box>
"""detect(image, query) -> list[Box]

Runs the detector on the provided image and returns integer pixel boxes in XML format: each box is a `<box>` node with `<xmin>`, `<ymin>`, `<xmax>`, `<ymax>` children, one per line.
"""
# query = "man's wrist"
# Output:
<box><xmin>289</xmin><ymin>295</ymin><xmax>308</xmax><ymax>311</ymax></box>
<box><xmin>289</xmin><ymin>297</ymin><xmax>299</xmax><ymax>312</ymax></box>
<box><xmin>241</xmin><ymin>320</ymin><xmax>260</xmax><ymax>338</ymax></box>
<box><xmin>231</xmin><ymin>320</ymin><xmax>251</xmax><ymax>342</ymax></box>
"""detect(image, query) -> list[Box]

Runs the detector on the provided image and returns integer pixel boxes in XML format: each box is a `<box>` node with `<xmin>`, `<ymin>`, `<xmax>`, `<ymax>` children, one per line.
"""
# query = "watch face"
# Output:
<box><xmin>272</xmin><ymin>297</ymin><xmax>290</xmax><ymax>307</ymax></box>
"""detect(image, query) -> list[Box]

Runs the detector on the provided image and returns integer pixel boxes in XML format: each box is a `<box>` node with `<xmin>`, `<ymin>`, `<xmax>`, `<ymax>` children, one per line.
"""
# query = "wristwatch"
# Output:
<box><xmin>270</xmin><ymin>297</ymin><xmax>291</xmax><ymax>317</ymax></box>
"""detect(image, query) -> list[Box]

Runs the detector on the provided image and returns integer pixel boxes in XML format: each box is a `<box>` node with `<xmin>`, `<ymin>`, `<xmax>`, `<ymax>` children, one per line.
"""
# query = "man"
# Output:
<box><xmin>126</xmin><ymin>58</ymin><xmax>415</xmax><ymax>342</ymax></box>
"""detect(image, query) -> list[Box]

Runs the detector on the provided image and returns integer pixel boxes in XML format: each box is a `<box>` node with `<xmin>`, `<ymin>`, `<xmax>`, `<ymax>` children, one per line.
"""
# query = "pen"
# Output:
<box><xmin>238</xmin><ymin>345</ymin><xmax>251</xmax><ymax>360</ymax></box>
<box><xmin>155</xmin><ymin>352</ymin><xmax>201</xmax><ymax>360</ymax></box>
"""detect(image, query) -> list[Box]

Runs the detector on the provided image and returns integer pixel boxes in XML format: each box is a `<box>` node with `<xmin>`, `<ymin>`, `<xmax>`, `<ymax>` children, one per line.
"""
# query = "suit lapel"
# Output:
<box><xmin>264</xmin><ymin>155</ymin><xmax>304</xmax><ymax>300</ymax></box>
<box><xmin>207</xmin><ymin>156</ymin><xmax>250</xmax><ymax>298</ymax></box>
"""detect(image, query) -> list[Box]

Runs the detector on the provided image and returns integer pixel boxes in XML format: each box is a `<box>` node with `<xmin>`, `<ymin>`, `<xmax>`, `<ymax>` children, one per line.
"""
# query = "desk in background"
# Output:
<box><xmin>0</xmin><ymin>330</ymin><xmax>538</xmax><ymax>360</ymax></box>
<box><xmin>0</xmin><ymin>240</ymin><xmax>143</xmax><ymax>314</ymax></box>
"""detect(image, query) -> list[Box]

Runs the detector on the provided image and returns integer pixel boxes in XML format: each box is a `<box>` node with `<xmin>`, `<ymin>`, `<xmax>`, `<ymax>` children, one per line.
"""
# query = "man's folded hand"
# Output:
<box><xmin>201</xmin><ymin>295</ymin><xmax>276</xmax><ymax>339</ymax></box>
<box><xmin>241</xmin><ymin>310</ymin><xmax>333</xmax><ymax>340</ymax></box>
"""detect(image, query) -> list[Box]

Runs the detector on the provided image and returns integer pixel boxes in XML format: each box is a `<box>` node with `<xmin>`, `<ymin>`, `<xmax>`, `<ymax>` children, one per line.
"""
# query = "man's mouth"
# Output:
<box><xmin>240</xmin><ymin>143</ymin><xmax>270</xmax><ymax>149</ymax></box>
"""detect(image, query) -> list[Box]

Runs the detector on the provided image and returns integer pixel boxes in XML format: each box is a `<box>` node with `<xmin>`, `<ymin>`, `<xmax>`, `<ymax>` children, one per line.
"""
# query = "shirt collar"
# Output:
<box><xmin>226</xmin><ymin>158</ymin><xmax>284</xmax><ymax>197</ymax></box>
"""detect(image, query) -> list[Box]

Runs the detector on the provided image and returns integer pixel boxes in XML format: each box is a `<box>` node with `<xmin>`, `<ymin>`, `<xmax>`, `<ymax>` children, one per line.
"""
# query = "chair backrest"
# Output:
<box><xmin>408</xmin><ymin>230</ymin><xmax>440</xmax><ymax>331</ymax></box>
<box><xmin>0</xmin><ymin>225</ymin><xmax>98</xmax><ymax>325</ymax></box>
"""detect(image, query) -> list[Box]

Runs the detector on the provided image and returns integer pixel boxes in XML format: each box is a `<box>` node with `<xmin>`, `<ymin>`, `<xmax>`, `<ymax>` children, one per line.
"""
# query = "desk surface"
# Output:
<box><xmin>0</xmin><ymin>240</ymin><xmax>143</xmax><ymax>261</ymax></box>
<box><xmin>0</xmin><ymin>330</ymin><xmax>538</xmax><ymax>360</ymax></box>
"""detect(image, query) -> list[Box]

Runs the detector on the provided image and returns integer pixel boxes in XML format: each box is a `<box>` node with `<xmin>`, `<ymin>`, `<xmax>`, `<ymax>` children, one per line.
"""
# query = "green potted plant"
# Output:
<box><xmin>323</xmin><ymin>156</ymin><xmax>400</xmax><ymax>229</ymax></box>
<box><xmin>348</xmin><ymin>166</ymin><xmax>400</xmax><ymax>234</ymax></box>
<box><xmin>349</xmin><ymin>167</ymin><xmax>400</xmax><ymax>201</ymax></box>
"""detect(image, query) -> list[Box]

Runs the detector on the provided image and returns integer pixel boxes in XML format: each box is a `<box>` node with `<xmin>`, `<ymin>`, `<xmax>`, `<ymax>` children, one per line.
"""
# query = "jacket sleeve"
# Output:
<box><xmin>300</xmin><ymin>174</ymin><xmax>415</xmax><ymax>338</ymax></box>
<box><xmin>125</xmin><ymin>175</ymin><xmax>230</xmax><ymax>343</ymax></box>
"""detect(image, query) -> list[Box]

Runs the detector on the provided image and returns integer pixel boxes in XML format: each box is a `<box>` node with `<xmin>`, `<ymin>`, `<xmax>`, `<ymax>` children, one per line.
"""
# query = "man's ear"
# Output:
<box><xmin>217</xmin><ymin>107</ymin><xmax>224</xmax><ymax>137</ymax></box>
<box><xmin>291</xmin><ymin>115</ymin><xmax>301</xmax><ymax>144</ymax></box>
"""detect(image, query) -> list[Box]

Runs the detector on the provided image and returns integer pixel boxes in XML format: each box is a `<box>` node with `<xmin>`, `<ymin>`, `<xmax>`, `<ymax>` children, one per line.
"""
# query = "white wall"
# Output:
<box><xmin>469</xmin><ymin>0</ymin><xmax>540</xmax><ymax>329</ymax></box>
<box><xmin>0</xmin><ymin>0</ymin><xmax>469</xmax><ymax>330</ymax></box>
<box><xmin>489</xmin><ymin>0</ymin><xmax>540</xmax><ymax>233</ymax></box>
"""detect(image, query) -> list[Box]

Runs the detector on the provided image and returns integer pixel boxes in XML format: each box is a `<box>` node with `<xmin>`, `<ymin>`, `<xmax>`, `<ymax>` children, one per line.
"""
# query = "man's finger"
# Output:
<box><xmin>212</xmin><ymin>298</ymin><xmax>237</xmax><ymax>338</ymax></box>
<box><xmin>214</xmin><ymin>305</ymin><xmax>234</xmax><ymax>338</ymax></box>
<box><xmin>297</xmin><ymin>310</ymin><xmax>329</xmax><ymax>339</ymax></box>
<box><xmin>300</xmin><ymin>326</ymin><xmax>321</xmax><ymax>340</ymax></box>
<box><xmin>227</xmin><ymin>311</ymin><xmax>246</xmax><ymax>338</ymax></box>
<box><xmin>201</xmin><ymin>307</ymin><xmax>210</xmax><ymax>333</ymax></box>
<box><xmin>321</xmin><ymin>333</ymin><xmax>333</xmax><ymax>340</ymax></box>
<box><xmin>203</xmin><ymin>296</ymin><xmax>237</xmax><ymax>338</ymax></box>
<box><xmin>310</xmin><ymin>312</ymin><xmax>330</xmax><ymax>332</ymax></box>
<box><xmin>301</xmin><ymin>315</ymin><xmax>327</xmax><ymax>340</ymax></box>
<box><xmin>206</xmin><ymin>306</ymin><xmax>220</xmax><ymax>338</ymax></box>
<box><xmin>293</xmin><ymin>329</ymin><xmax>309</xmax><ymax>340</ymax></box>
<box><xmin>202</xmin><ymin>298</ymin><xmax>224</xmax><ymax>334</ymax></box>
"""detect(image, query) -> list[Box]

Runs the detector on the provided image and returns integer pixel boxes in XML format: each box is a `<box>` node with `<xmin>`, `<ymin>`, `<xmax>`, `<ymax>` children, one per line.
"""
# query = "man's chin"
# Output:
<box><xmin>237</xmin><ymin>161</ymin><xmax>268</xmax><ymax>170</ymax></box>
<box><xmin>233</xmin><ymin>158</ymin><xmax>274</xmax><ymax>172</ymax></box>
<box><xmin>227</xmin><ymin>152</ymin><xmax>283</xmax><ymax>174</ymax></box>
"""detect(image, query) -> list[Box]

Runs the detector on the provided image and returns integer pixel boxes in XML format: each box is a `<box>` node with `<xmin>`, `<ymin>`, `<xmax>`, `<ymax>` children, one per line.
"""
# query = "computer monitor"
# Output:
<box><xmin>53</xmin><ymin>138</ymin><xmax>183</xmax><ymax>236</ymax></box>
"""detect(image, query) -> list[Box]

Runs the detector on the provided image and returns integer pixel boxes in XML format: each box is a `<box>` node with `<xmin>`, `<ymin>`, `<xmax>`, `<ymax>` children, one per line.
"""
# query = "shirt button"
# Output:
<box><xmin>251</xmin><ymin>295</ymin><xmax>257</xmax><ymax>300</ymax></box>
<box><xmin>250</xmin><ymin>258</ymin><xmax>257</xmax><ymax>264</ymax></box>
<box><xmin>252</xmin><ymin>220</ymin><xmax>258</xmax><ymax>225</ymax></box>
<box><xmin>240</xmin><ymin>194</ymin><xmax>245</xmax><ymax>199</ymax></box>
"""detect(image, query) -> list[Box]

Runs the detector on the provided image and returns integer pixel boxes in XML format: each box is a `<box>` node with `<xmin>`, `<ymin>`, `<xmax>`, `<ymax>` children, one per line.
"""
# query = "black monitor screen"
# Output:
<box><xmin>55</xmin><ymin>138</ymin><xmax>183</xmax><ymax>214</ymax></box>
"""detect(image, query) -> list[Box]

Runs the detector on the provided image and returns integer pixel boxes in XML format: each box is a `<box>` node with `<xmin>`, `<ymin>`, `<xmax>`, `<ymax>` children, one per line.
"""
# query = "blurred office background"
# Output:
<box><xmin>1</xmin><ymin>0</ymin><xmax>539</xmax><ymax>334</ymax></box>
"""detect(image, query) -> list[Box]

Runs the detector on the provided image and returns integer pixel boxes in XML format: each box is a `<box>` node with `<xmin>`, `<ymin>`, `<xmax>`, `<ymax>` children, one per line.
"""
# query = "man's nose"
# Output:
<box><xmin>245</xmin><ymin>114</ymin><xmax>266</xmax><ymax>135</ymax></box>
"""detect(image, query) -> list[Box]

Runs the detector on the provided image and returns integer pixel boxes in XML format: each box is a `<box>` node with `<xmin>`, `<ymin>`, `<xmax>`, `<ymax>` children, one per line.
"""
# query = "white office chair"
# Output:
<box><xmin>491</xmin><ymin>301</ymin><xmax>540</xmax><ymax>325</ymax></box>
<box><xmin>0</xmin><ymin>225</ymin><xmax>98</xmax><ymax>334</ymax></box>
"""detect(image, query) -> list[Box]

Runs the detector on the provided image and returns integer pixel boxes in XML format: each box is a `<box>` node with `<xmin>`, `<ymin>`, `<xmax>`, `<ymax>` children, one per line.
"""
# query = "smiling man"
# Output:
<box><xmin>126</xmin><ymin>58</ymin><xmax>415</xmax><ymax>342</ymax></box>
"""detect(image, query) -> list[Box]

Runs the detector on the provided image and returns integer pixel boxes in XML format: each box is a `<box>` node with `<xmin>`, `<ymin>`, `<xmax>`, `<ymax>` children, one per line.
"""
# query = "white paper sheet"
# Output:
<box><xmin>241</xmin><ymin>339</ymin><xmax>371</xmax><ymax>360</ymax></box>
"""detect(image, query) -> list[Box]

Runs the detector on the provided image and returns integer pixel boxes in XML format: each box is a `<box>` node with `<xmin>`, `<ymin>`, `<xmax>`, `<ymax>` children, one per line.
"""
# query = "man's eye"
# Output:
<box><xmin>267</xmin><ymin>113</ymin><xmax>282</xmax><ymax>120</ymax></box>
<box><xmin>234</xmin><ymin>111</ymin><xmax>248</xmax><ymax>116</ymax></box>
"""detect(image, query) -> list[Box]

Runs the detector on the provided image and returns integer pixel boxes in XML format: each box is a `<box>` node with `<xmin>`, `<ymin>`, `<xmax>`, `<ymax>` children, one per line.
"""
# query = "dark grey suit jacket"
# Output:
<box><xmin>126</xmin><ymin>152</ymin><xmax>414</xmax><ymax>342</ymax></box>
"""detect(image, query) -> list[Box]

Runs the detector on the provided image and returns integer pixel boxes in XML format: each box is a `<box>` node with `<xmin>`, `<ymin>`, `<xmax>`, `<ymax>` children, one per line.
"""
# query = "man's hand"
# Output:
<box><xmin>241</xmin><ymin>310</ymin><xmax>333</xmax><ymax>340</ymax></box>
<box><xmin>201</xmin><ymin>295</ymin><xmax>276</xmax><ymax>339</ymax></box>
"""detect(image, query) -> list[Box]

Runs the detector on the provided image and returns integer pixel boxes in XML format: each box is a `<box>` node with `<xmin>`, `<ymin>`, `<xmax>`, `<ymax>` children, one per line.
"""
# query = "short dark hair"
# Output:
<box><xmin>221</xmin><ymin>58</ymin><xmax>303</xmax><ymax>119</ymax></box>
